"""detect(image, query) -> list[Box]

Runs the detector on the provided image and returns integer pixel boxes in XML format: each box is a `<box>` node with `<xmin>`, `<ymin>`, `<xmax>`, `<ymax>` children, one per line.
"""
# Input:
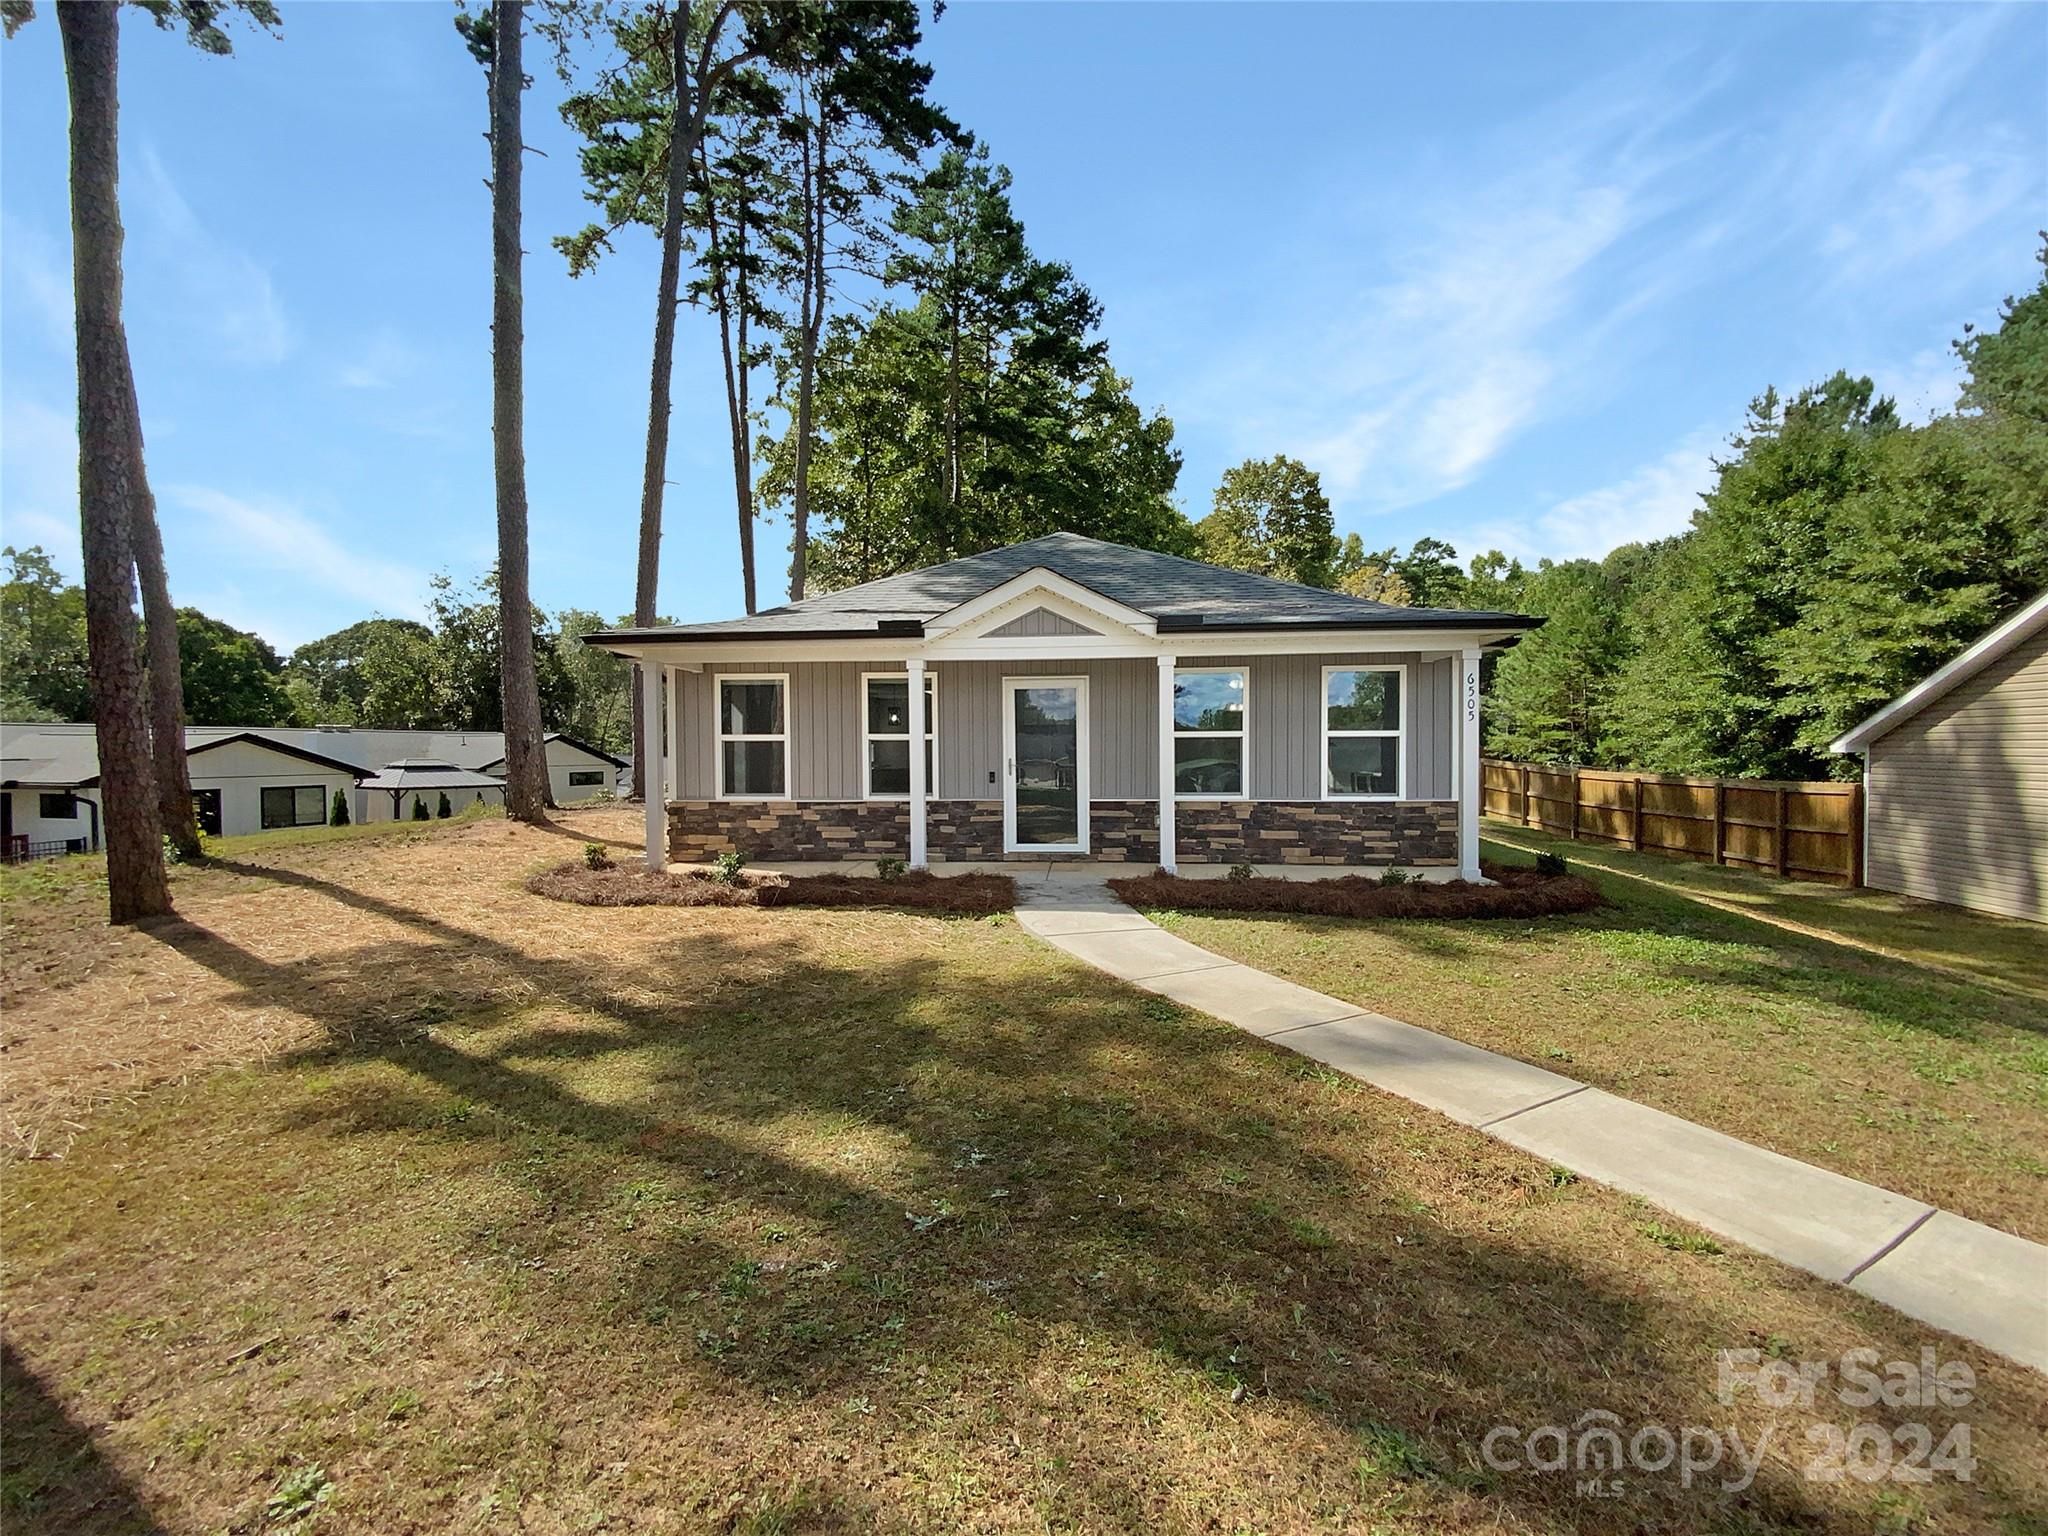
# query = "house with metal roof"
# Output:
<box><xmin>1831</xmin><ymin>591</ymin><xmax>2047</xmax><ymax>923</ymax></box>
<box><xmin>586</xmin><ymin>531</ymin><xmax>1542</xmax><ymax>875</ymax></box>
<box><xmin>0</xmin><ymin>723</ymin><xmax>626</xmax><ymax>857</ymax></box>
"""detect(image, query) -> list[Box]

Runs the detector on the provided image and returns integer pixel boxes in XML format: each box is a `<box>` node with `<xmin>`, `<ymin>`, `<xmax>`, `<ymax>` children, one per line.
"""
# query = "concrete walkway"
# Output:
<box><xmin>1008</xmin><ymin>868</ymin><xmax>2048</xmax><ymax>1375</ymax></box>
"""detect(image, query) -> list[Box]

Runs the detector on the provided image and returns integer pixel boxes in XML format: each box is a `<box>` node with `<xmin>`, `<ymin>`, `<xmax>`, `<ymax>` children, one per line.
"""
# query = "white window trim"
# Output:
<box><xmin>713</xmin><ymin>672</ymin><xmax>791</xmax><ymax>801</ymax></box>
<box><xmin>1320</xmin><ymin>663</ymin><xmax>1407</xmax><ymax>801</ymax></box>
<box><xmin>1171</xmin><ymin>666</ymin><xmax>1250</xmax><ymax>800</ymax></box>
<box><xmin>860</xmin><ymin>670</ymin><xmax>939</xmax><ymax>801</ymax></box>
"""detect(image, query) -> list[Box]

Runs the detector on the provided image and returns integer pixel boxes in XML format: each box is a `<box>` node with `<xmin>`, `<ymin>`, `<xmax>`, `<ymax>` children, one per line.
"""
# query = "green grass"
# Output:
<box><xmin>5</xmin><ymin>815</ymin><xmax>2044</xmax><ymax>1533</ymax></box>
<box><xmin>1482</xmin><ymin>821</ymin><xmax>2048</xmax><ymax>1000</ymax></box>
<box><xmin>1151</xmin><ymin>834</ymin><xmax>2048</xmax><ymax>1241</ymax></box>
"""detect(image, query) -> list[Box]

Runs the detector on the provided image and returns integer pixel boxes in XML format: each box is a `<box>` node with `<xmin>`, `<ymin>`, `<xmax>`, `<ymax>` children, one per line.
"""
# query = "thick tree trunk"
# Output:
<box><xmin>59</xmin><ymin>0</ymin><xmax>171</xmax><ymax>923</ymax></box>
<box><xmin>787</xmin><ymin>114</ymin><xmax>824</xmax><ymax>603</ymax></box>
<box><xmin>122</xmin><ymin>357</ymin><xmax>200</xmax><ymax>858</ymax></box>
<box><xmin>489</xmin><ymin>0</ymin><xmax>549</xmax><ymax>822</ymax></box>
<box><xmin>630</xmin><ymin>0</ymin><xmax>697</xmax><ymax>799</ymax></box>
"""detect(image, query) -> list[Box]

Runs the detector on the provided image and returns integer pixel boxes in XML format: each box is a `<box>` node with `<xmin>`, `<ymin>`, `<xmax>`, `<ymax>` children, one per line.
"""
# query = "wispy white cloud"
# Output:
<box><xmin>0</xmin><ymin>396</ymin><xmax>81</xmax><ymax>572</ymax></box>
<box><xmin>0</xmin><ymin>215</ymin><xmax>74</xmax><ymax>352</ymax></box>
<box><xmin>165</xmin><ymin>484</ymin><xmax>428</xmax><ymax>630</ymax></box>
<box><xmin>336</xmin><ymin>326</ymin><xmax>424</xmax><ymax>390</ymax></box>
<box><xmin>1874</xmin><ymin>345</ymin><xmax>1966</xmax><ymax>425</ymax></box>
<box><xmin>137</xmin><ymin>146</ymin><xmax>291</xmax><ymax>367</ymax></box>
<box><xmin>1464</xmin><ymin>430</ymin><xmax>1722</xmax><ymax>566</ymax></box>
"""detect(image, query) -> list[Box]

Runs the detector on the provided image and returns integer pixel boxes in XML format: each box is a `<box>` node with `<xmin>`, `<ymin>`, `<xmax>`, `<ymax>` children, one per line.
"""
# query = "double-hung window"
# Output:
<box><xmin>567</xmin><ymin>769</ymin><xmax>606</xmax><ymax>788</ymax></box>
<box><xmin>261</xmin><ymin>785</ymin><xmax>327</xmax><ymax>829</ymax></box>
<box><xmin>863</xmin><ymin>673</ymin><xmax>936</xmax><ymax>798</ymax></box>
<box><xmin>1322</xmin><ymin>666</ymin><xmax>1403</xmax><ymax>799</ymax></box>
<box><xmin>1171</xmin><ymin>669</ymin><xmax>1247</xmax><ymax>796</ymax></box>
<box><xmin>716</xmin><ymin>675</ymin><xmax>789</xmax><ymax>799</ymax></box>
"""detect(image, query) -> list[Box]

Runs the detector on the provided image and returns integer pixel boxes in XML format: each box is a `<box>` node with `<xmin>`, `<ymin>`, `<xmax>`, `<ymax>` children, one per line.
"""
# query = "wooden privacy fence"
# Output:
<box><xmin>1481</xmin><ymin>758</ymin><xmax>1865</xmax><ymax>887</ymax></box>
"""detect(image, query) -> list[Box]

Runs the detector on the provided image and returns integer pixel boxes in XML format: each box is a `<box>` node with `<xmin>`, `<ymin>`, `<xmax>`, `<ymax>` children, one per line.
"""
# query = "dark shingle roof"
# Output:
<box><xmin>591</xmin><ymin>532</ymin><xmax>1538</xmax><ymax>643</ymax></box>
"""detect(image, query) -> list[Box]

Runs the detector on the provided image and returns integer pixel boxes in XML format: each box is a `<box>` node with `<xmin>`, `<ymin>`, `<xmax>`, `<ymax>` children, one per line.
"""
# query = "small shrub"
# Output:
<box><xmin>266</xmin><ymin>1464</ymin><xmax>333</xmax><ymax>1524</ymax></box>
<box><xmin>1377</xmin><ymin>867</ymin><xmax>1416</xmax><ymax>888</ymax></box>
<box><xmin>1535</xmin><ymin>850</ymin><xmax>1570</xmax><ymax>878</ymax></box>
<box><xmin>410</xmin><ymin>796</ymin><xmax>431</xmax><ymax>822</ymax></box>
<box><xmin>329</xmin><ymin>789</ymin><xmax>350</xmax><ymax>827</ymax></box>
<box><xmin>583</xmin><ymin>841</ymin><xmax>612</xmax><ymax>871</ymax></box>
<box><xmin>1108</xmin><ymin>861</ymin><xmax>1604</xmax><ymax>921</ymax></box>
<box><xmin>1226</xmin><ymin>860</ymin><xmax>1255</xmax><ymax>883</ymax></box>
<box><xmin>436</xmin><ymin>791</ymin><xmax>453</xmax><ymax>819</ymax></box>
<box><xmin>710</xmin><ymin>851</ymin><xmax>748</xmax><ymax>886</ymax></box>
<box><xmin>875</xmin><ymin>856</ymin><xmax>907</xmax><ymax>881</ymax></box>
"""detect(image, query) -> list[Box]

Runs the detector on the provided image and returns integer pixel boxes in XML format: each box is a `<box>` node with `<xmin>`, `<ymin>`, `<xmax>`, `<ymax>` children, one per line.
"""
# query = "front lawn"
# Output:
<box><xmin>1147</xmin><ymin>836</ymin><xmax>2048</xmax><ymax>1244</ymax></box>
<box><xmin>4</xmin><ymin>811</ymin><xmax>2044</xmax><ymax>1533</ymax></box>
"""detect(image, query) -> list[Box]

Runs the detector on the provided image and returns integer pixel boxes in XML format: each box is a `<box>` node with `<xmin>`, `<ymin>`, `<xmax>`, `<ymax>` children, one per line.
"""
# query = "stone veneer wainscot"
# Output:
<box><xmin>669</xmin><ymin>799</ymin><xmax>1458</xmax><ymax>866</ymax></box>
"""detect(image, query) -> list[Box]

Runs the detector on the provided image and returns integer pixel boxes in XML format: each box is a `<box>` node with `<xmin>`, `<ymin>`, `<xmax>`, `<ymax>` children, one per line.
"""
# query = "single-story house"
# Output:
<box><xmin>587</xmin><ymin>532</ymin><xmax>1541</xmax><ymax>874</ymax></box>
<box><xmin>1831</xmin><ymin>591</ymin><xmax>2047</xmax><ymax>923</ymax></box>
<box><xmin>0</xmin><ymin>724</ymin><xmax>626</xmax><ymax>855</ymax></box>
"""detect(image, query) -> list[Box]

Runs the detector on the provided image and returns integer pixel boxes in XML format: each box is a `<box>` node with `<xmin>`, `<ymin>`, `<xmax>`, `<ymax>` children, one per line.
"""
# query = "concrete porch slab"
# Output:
<box><xmin>1134</xmin><ymin>963</ymin><xmax>1371</xmax><ymax>1036</ymax></box>
<box><xmin>1278</xmin><ymin>1013</ymin><xmax>1585</xmax><ymax>1126</ymax></box>
<box><xmin>1490</xmin><ymin>1088</ymin><xmax>1935</xmax><ymax>1281</ymax></box>
<box><xmin>1850</xmin><ymin>1213</ymin><xmax>2048</xmax><ymax>1375</ymax></box>
<box><xmin>1042</xmin><ymin>927</ymin><xmax>1235</xmax><ymax>982</ymax></box>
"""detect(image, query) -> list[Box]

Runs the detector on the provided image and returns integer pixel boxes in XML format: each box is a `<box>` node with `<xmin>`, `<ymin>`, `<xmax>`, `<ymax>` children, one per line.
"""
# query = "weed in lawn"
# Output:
<box><xmin>266</xmin><ymin>1464</ymin><xmax>332</xmax><ymax>1525</ymax></box>
<box><xmin>1357</xmin><ymin>1421</ymin><xmax>1444</xmax><ymax>1484</ymax></box>
<box><xmin>1637</xmin><ymin>1221</ymin><xmax>1725</xmax><ymax>1255</ymax></box>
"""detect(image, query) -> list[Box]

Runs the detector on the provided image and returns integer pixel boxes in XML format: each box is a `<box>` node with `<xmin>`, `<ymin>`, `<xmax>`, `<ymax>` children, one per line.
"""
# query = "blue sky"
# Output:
<box><xmin>2</xmin><ymin>1</ymin><xmax>2043</xmax><ymax>652</ymax></box>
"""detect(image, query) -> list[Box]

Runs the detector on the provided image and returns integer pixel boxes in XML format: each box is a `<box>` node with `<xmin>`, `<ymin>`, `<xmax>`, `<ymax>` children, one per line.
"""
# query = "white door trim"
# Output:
<box><xmin>1002</xmin><ymin>675</ymin><xmax>1090</xmax><ymax>855</ymax></box>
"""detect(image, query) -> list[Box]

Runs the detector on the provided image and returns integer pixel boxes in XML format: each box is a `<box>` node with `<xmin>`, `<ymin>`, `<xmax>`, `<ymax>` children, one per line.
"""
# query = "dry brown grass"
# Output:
<box><xmin>529</xmin><ymin>859</ymin><xmax>1016</xmax><ymax>914</ymax></box>
<box><xmin>1111</xmin><ymin>861</ymin><xmax>1604</xmax><ymax>919</ymax></box>
<box><xmin>4</xmin><ymin>808</ymin><xmax>2044</xmax><ymax>1534</ymax></box>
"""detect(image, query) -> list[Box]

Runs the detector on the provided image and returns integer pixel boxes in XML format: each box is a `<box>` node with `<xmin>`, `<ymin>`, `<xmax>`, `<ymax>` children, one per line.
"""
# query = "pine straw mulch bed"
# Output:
<box><xmin>528</xmin><ymin>860</ymin><xmax>1016</xmax><ymax>915</ymax></box>
<box><xmin>1110</xmin><ymin>860</ymin><xmax>1604</xmax><ymax>919</ymax></box>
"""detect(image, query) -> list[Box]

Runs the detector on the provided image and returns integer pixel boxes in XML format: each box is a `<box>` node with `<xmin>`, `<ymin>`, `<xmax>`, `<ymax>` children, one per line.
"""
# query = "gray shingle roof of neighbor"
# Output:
<box><xmin>586</xmin><ymin>531</ymin><xmax>1542</xmax><ymax>644</ymax></box>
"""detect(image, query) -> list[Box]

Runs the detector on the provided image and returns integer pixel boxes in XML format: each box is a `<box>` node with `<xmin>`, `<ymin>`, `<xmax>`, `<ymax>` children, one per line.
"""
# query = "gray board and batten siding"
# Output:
<box><xmin>672</xmin><ymin>653</ymin><xmax>1455</xmax><ymax>804</ymax></box>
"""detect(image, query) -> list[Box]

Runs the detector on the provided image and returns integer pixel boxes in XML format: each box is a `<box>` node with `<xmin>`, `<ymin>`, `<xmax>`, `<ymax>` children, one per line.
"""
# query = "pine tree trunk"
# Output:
<box><xmin>489</xmin><ymin>0</ymin><xmax>549</xmax><ymax>822</ymax></box>
<box><xmin>122</xmin><ymin>357</ymin><xmax>200</xmax><ymax>858</ymax></box>
<box><xmin>58</xmin><ymin>0</ymin><xmax>171</xmax><ymax>923</ymax></box>
<box><xmin>630</xmin><ymin>0</ymin><xmax>697</xmax><ymax>799</ymax></box>
<box><xmin>703</xmin><ymin>140</ymin><xmax>754</xmax><ymax>620</ymax></box>
<box><xmin>734</xmin><ymin>191</ymin><xmax>756</xmax><ymax>615</ymax></box>
<box><xmin>787</xmin><ymin>114</ymin><xmax>823</xmax><ymax>602</ymax></box>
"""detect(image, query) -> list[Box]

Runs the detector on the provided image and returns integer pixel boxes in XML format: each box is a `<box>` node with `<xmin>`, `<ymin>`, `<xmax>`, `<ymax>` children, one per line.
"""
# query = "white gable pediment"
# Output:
<box><xmin>923</xmin><ymin>568</ymin><xmax>1156</xmax><ymax>655</ymax></box>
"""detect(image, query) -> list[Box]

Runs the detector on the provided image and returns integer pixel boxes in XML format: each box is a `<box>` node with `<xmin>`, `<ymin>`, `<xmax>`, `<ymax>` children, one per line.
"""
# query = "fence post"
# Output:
<box><xmin>1848</xmin><ymin>784</ymin><xmax>1865</xmax><ymax>889</ymax></box>
<box><xmin>1520</xmin><ymin>763</ymin><xmax>1532</xmax><ymax>828</ymax></box>
<box><xmin>1712</xmin><ymin>781</ymin><xmax>1726</xmax><ymax>868</ymax></box>
<box><xmin>1631</xmin><ymin>776</ymin><xmax>1644</xmax><ymax>851</ymax></box>
<box><xmin>1775</xmin><ymin>785</ymin><xmax>1790</xmax><ymax>879</ymax></box>
<box><xmin>1570</xmin><ymin>767</ymin><xmax>1581</xmax><ymax>841</ymax></box>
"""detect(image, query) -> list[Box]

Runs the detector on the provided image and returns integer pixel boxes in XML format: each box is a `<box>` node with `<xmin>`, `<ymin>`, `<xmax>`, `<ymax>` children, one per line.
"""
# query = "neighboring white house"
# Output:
<box><xmin>0</xmin><ymin>723</ymin><xmax>627</xmax><ymax>856</ymax></box>
<box><xmin>1831</xmin><ymin>591</ymin><xmax>2047</xmax><ymax>923</ymax></box>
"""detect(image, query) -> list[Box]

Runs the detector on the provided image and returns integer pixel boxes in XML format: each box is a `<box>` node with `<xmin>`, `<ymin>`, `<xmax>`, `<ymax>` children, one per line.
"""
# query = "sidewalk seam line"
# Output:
<box><xmin>1475</xmin><ymin>1084</ymin><xmax>1591</xmax><ymax>1130</ymax></box>
<box><xmin>1841</xmin><ymin>1207</ymin><xmax>1938</xmax><ymax>1284</ymax></box>
<box><xmin>1260</xmin><ymin>1011</ymin><xmax>1373</xmax><ymax>1039</ymax></box>
<box><xmin>1120</xmin><ymin>959</ymin><xmax>1237</xmax><ymax>982</ymax></box>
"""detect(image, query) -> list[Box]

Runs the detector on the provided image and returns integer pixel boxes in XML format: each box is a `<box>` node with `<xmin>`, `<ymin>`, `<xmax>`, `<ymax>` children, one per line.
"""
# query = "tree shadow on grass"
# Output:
<box><xmin>132</xmin><ymin>858</ymin><xmax>2043</xmax><ymax>1533</ymax></box>
<box><xmin>0</xmin><ymin>1340</ymin><xmax>166</xmax><ymax>1535</ymax></box>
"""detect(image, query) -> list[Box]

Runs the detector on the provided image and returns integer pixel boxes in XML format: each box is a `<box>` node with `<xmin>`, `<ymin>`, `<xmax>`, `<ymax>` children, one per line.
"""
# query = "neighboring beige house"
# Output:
<box><xmin>1831</xmin><ymin>592</ymin><xmax>2048</xmax><ymax>923</ymax></box>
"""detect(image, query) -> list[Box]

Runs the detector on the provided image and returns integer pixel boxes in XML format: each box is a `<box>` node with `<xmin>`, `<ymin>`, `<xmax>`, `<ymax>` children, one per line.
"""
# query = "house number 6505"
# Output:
<box><xmin>1465</xmin><ymin>668</ymin><xmax>1479</xmax><ymax>723</ymax></box>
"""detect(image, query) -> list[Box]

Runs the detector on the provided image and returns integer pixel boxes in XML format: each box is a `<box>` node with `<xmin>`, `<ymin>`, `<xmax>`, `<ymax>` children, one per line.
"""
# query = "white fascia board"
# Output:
<box><xmin>923</xmin><ymin>567</ymin><xmax>1157</xmax><ymax>638</ymax></box>
<box><xmin>1829</xmin><ymin>591</ymin><xmax>2048</xmax><ymax>753</ymax></box>
<box><xmin>609</xmin><ymin>627</ymin><xmax>1528</xmax><ymax>666</ymax></box>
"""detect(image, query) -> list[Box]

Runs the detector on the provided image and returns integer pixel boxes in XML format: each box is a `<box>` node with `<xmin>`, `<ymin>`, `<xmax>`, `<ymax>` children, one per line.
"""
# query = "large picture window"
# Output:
<box><xmin>862</xmin><ymin>673</ymin><xmax>936</xmax><ymax>799</ymax></box>
<box><xmin>716</xmin><ymin>675</ymin><xmax>788</xmax><ymax>799</ymax></box>
<box><xmin>261</xmin><ymin>784</ymin><xmax>327</xmax><ymax>829</ymax></box>
<box><xmin>1322</xmin><ymin>666</ymin><xmax>1403</xmax><ymax>799</ymax></box>
<box><xmin>1172</xmin><ymin>669</ymin><xmax>1247</xmax><ymax>796</ymax></box>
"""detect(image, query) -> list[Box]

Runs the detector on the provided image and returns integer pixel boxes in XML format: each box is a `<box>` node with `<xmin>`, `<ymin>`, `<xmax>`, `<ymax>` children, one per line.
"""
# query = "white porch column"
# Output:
<box><xmin>641</xmin><ymin>659</ymin><xmax>665</xmax><ymax>871</ymax></box>
<box><xmin>1156</xmin><ymin>653</ymin><xmax>1177</xmax><ymax>874</ymax></box>
<box><xmin>1458</xmin><ymin>647</ymin><xmax>1482</xmax><ymax>881</ymax></box>
<box><xmin>907</xmin><ymin>655</ymin><xmax>929</xmax><ymax>869</ymax></box>
<box><xmin>663</xmin><ymin>667</ymin><xmax>681</xmax><ymax>802</ymax></box>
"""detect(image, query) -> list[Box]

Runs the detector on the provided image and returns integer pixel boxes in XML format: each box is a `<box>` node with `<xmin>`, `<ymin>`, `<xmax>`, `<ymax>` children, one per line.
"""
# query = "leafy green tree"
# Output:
<box><xmin>173</xmin><ymin>608</ymin><xmax>293</xmax><ymax>723</ymax></box>
<box><xmin>285</xmin><ymin>618</ymin><xmax>435</xmax><ymax>723</ymax></box>
<box><xmin>1</xmin><ymin>546</ymin><xmax>90</xmax><ymax>720</ymax></box>
<box><xmin>425</xmin><ymin>572</ymin><xmax>576</xmax><ymax>732</ymax></box>
<box><xmin>1392</xmin><ymin>537</ymin><xmax>1466</xmax><ymax>609</ymax></box>
<box><xmin>411</xmin><ymin>796</ymin><xmax>431</xmax><ymax>822</ymax></box>
<box><xmin>554</xmin><ymin>608</ymin><xmax>642</xmax><ymax>752</ymax></box>
<box><xmin>1486</xmin><ymin>556</ymin><xmax>1633</xmax><ymax>763</ymax></box>
<box><xmin>1195</xmin><ymin>456</ymin><xmax>1336</xmax><ymax>587</ymax></box>
<box><xmin>437</xmin><ymin>791</ymin><xmax>454</xmax><ymax>818</ymax></box>
<box><xmin>329</xmin><ymin>788</ymin><xmax>350</xmax><ymax>826</ymax></box>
